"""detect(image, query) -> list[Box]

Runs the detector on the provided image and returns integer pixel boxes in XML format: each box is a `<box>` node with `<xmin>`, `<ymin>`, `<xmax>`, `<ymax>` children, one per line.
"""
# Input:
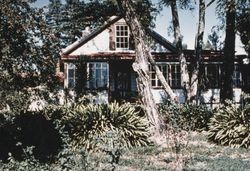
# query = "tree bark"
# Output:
<box><xmin>189</xmin><ymin>0</ymin><xmax>205</xmax><ymax>104</ymax></box>
<box><xmin>170</xmin><ymin>0</ymin><xmax>190</xmax><ymax>101</ymax></box>
<box><xmin>147</xmin><ymin>57</ymin><xmax>178</xmax><ymax>101</ymax></box>
<box><xmin>116</xmin><ymin>0</ymin><xmax>166</xmax><ymax>136</ymax></box>
<box><xmin>220</xmin><ymin>0</ymin><xmax>236</xmax><ymax>102</ymax></box>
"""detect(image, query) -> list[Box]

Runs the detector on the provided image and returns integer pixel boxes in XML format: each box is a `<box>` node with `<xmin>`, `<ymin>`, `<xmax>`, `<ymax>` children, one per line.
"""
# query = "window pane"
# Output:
<box><xmin>68</xmin><ymin>69</ymin><xmax>74</xmax><ymax>78</ymax></box>
<box><xmin>152</xmin><ymin>80</ymin><xmax>156</xmax><ymax>86</ymax></box>
<box><xmin>67</xmin><ymin>63</ymin><xmax>75</xmax><ymax>88</ymax></box>
<box><xmin>68</xmin><ymin>79</ymin><xmax>75</xmax><ymax>88</ymax></box>
<box><xmin>233</xmin><ymin>65</ymin><xmax>241</xmax><ymax>87</ymax></box>
<box><xmin>207</xmin><ymin>64</ymin><xmax>219</xmax><ymax>88</ymax></box>
<box><xmin>116</xmin><ymin>24</ymin><xmax>129</xmax><ymax>49</ymax></box>
<box><xmin>88</xmin><ymin>62</ymin><xmax>108</xmax><ymax>89</ymax></box>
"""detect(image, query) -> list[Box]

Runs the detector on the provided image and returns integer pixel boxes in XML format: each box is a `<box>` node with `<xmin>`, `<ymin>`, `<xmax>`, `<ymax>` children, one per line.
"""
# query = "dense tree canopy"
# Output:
<box><xmin>236</xmin><ymin>9</ymin><xmax>250</xmax><ymax>55</ymax></box>
<box><xmin>46</xmin><ymin>0</ymin><xmax>158</xmax><ymax>48</ymax></box>
<box><xmin>0</xmin><ymin>0</ymin><xmax>60</xmax><ymax>90</ymax></box>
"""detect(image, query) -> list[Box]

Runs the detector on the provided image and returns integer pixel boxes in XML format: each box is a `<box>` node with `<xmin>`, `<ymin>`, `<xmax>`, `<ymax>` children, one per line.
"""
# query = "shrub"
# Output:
<box><xmin>160</xmin><ymin>103</ymin><xmax>212</xmax><ymax>131</ymax></box>
<box><xmin>61</xmin><ymin>102</ymin><xmax>150</xmax><ymax>150</ymax></box>
<box><xmin>208</xmin><ymin>100</ymin><xmax>250</xmax><ymax>148</ymax></box>
<box><xmin>0</xmin><ymin>110</ymin><xmax>62</xmax><ymax>162</ymax></box>
<box><xmin>0</xmin><ymin>154</ymin><xmax>51</xmax><ymax>171</ymax></box>
<box><xmin>0</xmin><ymin>90</ymin><xmax>30</xmax><ymax>114</ymax></box>
<box><xmin>14</xmin><ymin>111</ymin><xmax>63</xmax><ymax>162</ymax></box>
<box><xmin>0</xmin><ymin>112</ymin><xmax>22</xmax><ymax>162</ymax></box>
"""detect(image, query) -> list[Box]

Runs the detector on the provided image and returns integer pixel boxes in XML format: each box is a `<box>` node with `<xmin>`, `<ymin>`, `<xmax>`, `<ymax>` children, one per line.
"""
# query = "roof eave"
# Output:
<box><xmin>62</xmin><ymin>16</ymin><xmax>122</xmax><ymax>56</ymax></box>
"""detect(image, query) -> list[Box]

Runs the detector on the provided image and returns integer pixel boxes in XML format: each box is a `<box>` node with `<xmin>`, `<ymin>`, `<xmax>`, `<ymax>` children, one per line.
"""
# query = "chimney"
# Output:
<box><xmin>82</xmin><ymin>27</ymin><xmax>91</xmax><ymax>37</ymax></box>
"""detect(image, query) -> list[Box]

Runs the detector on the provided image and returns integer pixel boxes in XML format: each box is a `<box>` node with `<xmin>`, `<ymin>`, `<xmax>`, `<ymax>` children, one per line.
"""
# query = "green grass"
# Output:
<box><xmin>115</xmin><ymin>131</ymin><xmax>250</xmax><ymax>171</ymax></box>
<box><xmin>1</xmin><ymin>131</ymin><xmax>249</xmax><ymax>170</ymax></box>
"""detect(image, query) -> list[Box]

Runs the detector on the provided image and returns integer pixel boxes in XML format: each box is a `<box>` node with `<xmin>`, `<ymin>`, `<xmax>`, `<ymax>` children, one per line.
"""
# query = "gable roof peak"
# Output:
<box><xmin>62</xmin><ymin>16</ymin><xmax>122</xmax><ymax>55</ymax></box>
<box><xmin>61</xmin><ymin>15</ymin><xmax>178</xmax><ymax>56</ymax></box>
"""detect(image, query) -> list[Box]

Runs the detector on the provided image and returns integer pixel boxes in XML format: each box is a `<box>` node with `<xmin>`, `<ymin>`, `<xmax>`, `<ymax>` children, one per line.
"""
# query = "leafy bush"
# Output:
<box><xmin>61</xmin><ymin>102</ymin><xmax>150</xmax><ymax>150</ymax></box>
<box><xmin>0</xmin><ymin>147</ymin><xmax>51</xmax><ymax>171</ymax></box>
<box><xmin>160</xmin><ymin>103</ymin><xmax>212</xmax><ymax>131</ymax></box>
<box><xmin>0</xmin><ymin>112</ymin><xmax>22</xmax><ymax>162</ymax></box>
<box><xmin>14</xmin><ymin>111</ymin><xmax>63</xmax><ymax>162</ymax></box>
<box><xmin>208</xmin><ymin>100</ymin><xmax>250</xmax><ymax>148</ymax></box>
<box><xmin>0</xmin><ymin>90</ymin><xmax>30</xmax><ymax>113</ymax></box>
<box><xmin>0</xmin><ymin>110</ymin><xmax>62</xmax><ymax>162</ymax></box>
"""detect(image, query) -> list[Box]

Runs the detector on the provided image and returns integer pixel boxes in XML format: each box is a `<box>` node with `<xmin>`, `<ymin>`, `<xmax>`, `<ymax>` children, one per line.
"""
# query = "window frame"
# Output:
<box><xmin>233</xmin><ymin>64</ymin><xmax>242</xmax><ymax>88</ymax></box>
<box><xmin>204</xmin><ymin>63</ymin><xmax>221</xmax><ymax>88</ymax></box>
<box><xmin>67</xmin><ymin>63</ymin><xmax>76</xmax><ymax>89</ymax></box>
<box><xmin>87</xmin><ymin>62</ymin><xmax>109</xmax><ymax>90</ymax></box>
<box><xmin>115</xmin><ymin>24</ymin><xmax>129</xmax><ymax>50</ymax></box>
<box><xmin>150</xmin><ymin>62</ymin><xmax>181</xmax><ymax>89</ymax></box>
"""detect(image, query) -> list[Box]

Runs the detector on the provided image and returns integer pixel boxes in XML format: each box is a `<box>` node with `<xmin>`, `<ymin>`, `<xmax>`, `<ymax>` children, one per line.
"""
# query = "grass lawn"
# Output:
<box><xmin>1</xmin><ymin>131</ymin><xmax>249</xmax><ymax>170</ymax></box>
<box><xmin>114</xmin><ymin>131</ymin><xmax>250</xmax><ymax>171</ymax></box>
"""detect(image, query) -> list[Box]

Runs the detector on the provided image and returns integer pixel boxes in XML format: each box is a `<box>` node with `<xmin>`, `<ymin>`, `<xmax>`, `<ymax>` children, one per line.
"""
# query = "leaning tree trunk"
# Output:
<box><xmin>220</xmin><ymin>0</ymin><xmax>236</xmax><ymax>102</ymax></box>
<box><xmin>147</xmin><ymin>56</ymin><xmax>178</xmax><ymax>101</ymax></box>
<box><xmin>170</xmin><ymin>0</ymin><xmax>190</xmax><ymax>101</ymax></box>
<box><xmin>116</xmin><ymin>0</ymin><xmax>166</xmax><ymax>137</ymax></box>
<box><xmin>189</xmin><ymin>0</ymin><xmax>205</xmax><ymax>104</ymax></box>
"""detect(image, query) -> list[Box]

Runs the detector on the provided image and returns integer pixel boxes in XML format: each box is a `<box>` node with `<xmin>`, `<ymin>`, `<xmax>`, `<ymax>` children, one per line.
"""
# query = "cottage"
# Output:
<box><xmin>60</xmin><ymin>16</ymin><xmax>250</xmax><ymax>105</ymax></box>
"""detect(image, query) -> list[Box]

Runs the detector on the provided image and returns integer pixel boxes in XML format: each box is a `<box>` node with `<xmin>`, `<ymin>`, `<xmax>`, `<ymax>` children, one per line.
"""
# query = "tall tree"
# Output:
<box><xmin>0</xmin><ymin>0</ymin><xmax>60</xmax><ymax>90</ymax></box>
<box><xmin>236</xmin><ymin>9</ymin><xmax>249</xmax><ymax>55</ymax></box>
<box><xmin>116</xmin><ymin>0</ymin><xmax>166</xmax><ymax>137</ymax></box>
<box><xmin>216</xmin><ymin>0</ymin><xmax>249</xmax><ymax>101</ymax></box>
<box><xmin>208</xmin><ymin>26</ymin><xmax>222</xmax><ymax>51</ymax></box>
<box><xmin>189</xmin><ymin>0</ymin><xmax>205</xmax><ymax>104</ymax></box>
<box><xmin>220</xmin><ymin>0</ymin><xmax>236</xmax><ymax>101</ymax></box>
<box><xmin>171</xmin><ymin>0</ymin><xmax>191</xmax><ymax>102</ymax></box>
<box><xmin>161</xmin><ymin>0</ymin><xmax>190</xmax><ymax>101</ymax></box>
<box><xmin>161</xmin><ymin>0</ymin><xmax>200</xmax><ymax>102</ymax></box>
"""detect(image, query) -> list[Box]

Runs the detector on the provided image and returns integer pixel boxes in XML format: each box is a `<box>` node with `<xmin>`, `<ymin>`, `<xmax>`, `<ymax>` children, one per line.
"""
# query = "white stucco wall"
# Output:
<box><xmin>201</xmin><ymin>89</ymin><xmax>220</xmax><ymax>104</ymax></box>
<box><xmin>152</xmin><ymin>88</ymin><xmax>242</xmax><ymax>105</ymax></box>
<box><xmin>70</xmin><ymin>30</ymin><xmax>110</xmax><ymax>55</ymax></box>
<box><xmin>152</xmin><ymin>89</ymin><xmax>185</xmax><ymax>104</ymax></box>
<box><xmin>201</xmin><ymin>88</ymin><xmax>242</xmax><ymax>104</ymax></box>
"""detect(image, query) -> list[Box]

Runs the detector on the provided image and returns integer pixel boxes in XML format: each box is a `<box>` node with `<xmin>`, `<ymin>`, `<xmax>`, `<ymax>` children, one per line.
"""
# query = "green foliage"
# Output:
<box><xmin>0</xmin><ymin>90</ymin><xmax>30</xmax><ymax>114</ymax></box>
<box><xmin>46</xmin><ymin>0</ymin><xmax>119</xmax><ymax>48</ymax></box>
<box><xmin>0</xmin><ymin>110</ymin><xmax>62</xmax><ymax>162</ymax></box>
<box><xmin>61</xmin><ymin>102</ymin><xmax>150</xmax><ymax>150</ymax></box>
<box><xmin>0</xmin><ymin>86</ymin><xmax>60</xmax><ymax>114</ymax></box>
<box><xmin>0</xmin><ymin>0</ymin><xmax>60</xmax><ymax>91</ymax></box>
<box><xmin>208</xmin><ymin>100</ymin><xmax>250</xmax><ymax>148</ymax></box>
<box><xmin>236</xmin><ymin>9</ymin><xmax>249</xmax><ymax>53</ymax></box>
<box><xmin>0</xmin><ymin>151</ymin><xmax>51</xmax><ymax>171</ymax></box>
<box><xmin>46</xmin><ymin>0</ymin><xmax>158</xmax><ymax>49</ymax></box>
<box><xmin>160</xmin><ymin>103</ymin><xmax>213</xmax><ymax>131</ymax></box>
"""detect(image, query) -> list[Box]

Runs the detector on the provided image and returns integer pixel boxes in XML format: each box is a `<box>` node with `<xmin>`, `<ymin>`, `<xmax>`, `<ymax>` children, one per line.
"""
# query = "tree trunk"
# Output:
<box><xmin>116</xmin><ymin>0</ymin><xmax>165</xmax><ymax>136</ymax></box>
<box><xmin>189</xmin><ymin>0</ymin><xmax>205</xmax><ymax>104</ymax></box>
<box><xmin>170</xmin><ymin>1</ymin><xmax>190</xmax><ymax>101</ymax></box>
<box><xmin>220</xmin><ymin>0</ymin><xmax>236</xmax><ymax>102</ymax></box>
<box><xmin>147</xmin><ymin>57</ymin><xmax>178</xmax><ymax>102</ymax></box>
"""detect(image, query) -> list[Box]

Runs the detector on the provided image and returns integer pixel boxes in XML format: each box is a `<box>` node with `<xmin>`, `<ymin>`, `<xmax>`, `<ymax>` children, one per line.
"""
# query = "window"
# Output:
<box><xmin>233</xmin><ymin>65</ymin><xmax>241</xmax><ymax>87</ymax></box>
<box><xmin>169</xmin><ymin>64</ymin><xmax>181</xmax><ymax>87</ymax></box>
<box><xmin>67</xmin><ymin>63</ymin><xmax>76</xmax><ymax>88</ymax></box>
<box><xmin>116</xmin><ymin>25</ymin><xmax>129</xmax><ymax>49</ymax></box>
<box><xmin>88</xmin><ymin>62</ymin><xmax>109</xmax><ymax>89</ymax></box>
<box><xmin>150</xmin><ymin>64</ymin><xmax>168</xmax><ymax>87</ymax></box>
<box><xmin>206</xmin><ymin>64</ymin><xmax>220</xmax><ymax>88</ymax></box>
<box><xmin>150</xmin><ymin>63</ymin><xmax>181</xmax><ymax>88</ymax></box>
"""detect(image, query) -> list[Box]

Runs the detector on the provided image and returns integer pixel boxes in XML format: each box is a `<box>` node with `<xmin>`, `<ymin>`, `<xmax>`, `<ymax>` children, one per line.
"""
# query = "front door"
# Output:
<box><xmin>110</xmin><ymin>61</ymin><xmax>132</xmax><ymax>101</ymax></box>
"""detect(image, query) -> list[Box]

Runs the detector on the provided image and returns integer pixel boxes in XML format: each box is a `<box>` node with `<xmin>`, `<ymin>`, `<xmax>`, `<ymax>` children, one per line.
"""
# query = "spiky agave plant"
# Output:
<box><xmin>65</xmin><ymin>102</ymin><xmax>150</xmax><ymax>150</ymax></box>
<box><xmin>208</xmin><ymin>100</ymin><xmax>250</xmax><ymax>148</ymax></box>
